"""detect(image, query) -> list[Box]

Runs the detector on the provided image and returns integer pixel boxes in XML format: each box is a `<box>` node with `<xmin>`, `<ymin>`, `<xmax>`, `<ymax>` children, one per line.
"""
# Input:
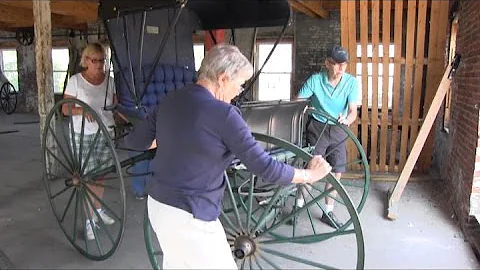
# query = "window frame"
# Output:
<box><xmin>254</xmin><ymin>38</ymin><xmax>293</xmax><ymax>101</ymax></box>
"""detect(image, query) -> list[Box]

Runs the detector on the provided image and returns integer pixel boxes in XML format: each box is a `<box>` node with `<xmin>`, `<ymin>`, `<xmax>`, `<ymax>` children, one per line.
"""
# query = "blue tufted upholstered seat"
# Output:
<box><xmin>115</xmin><ymin>64</ymin><xmax>197</xmax><ymax>120</ymax></box>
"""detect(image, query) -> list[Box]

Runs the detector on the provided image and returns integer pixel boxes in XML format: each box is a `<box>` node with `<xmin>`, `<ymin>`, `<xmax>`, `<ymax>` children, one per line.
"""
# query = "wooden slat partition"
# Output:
<box><xmin>339</xmin><ymin>0</ymin><xmax>449</xmax><ymax>174</ymax></box>
<box><xmin>359</xmin><ymin>0</ymin><xmax>369</xmax><ymax>170</ymax></box>
<box><xmin>379</xmin><ymin>0</ymin><xmax>391</xmax><ymax>172</ymax></box>
<box><xmin>370</xmin><ymin>0</ymin><xmax>380</xmax><ymax>171</ymax></box>
<box><xmin>341</xmin><ymin>0</ymin><xmax>359</xmax><ymax>171</ymax></box>
<box><xmin>418</xmin><ymin>0</ymin><xmax>449</xmax><ymax>171</ymax></box>
<box><xmin>410</xmin><ymin>0</ymin><xmax>428</xmax><ymax>152</ymax></box>
<box><xmin>389</xmin><ymin>0</ymin><xmax>403</xmax><ymax>172</ymax></box>
<box><xmin>399</xmin><ymin>0</ymin><xmax>417</xmax><ymax>168</ymax></box>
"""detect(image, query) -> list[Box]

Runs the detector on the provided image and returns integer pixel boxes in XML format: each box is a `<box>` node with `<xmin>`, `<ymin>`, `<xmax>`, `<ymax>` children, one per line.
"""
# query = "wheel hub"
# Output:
<box><xmin>65</xmin><ymin>175</ymin><xmax>81</xmax><ymax>187</ymax></box>
<box><xmin>233</xmin><ymin>235</ymin><xmax>256</xmax><ymax>259</ymax></box>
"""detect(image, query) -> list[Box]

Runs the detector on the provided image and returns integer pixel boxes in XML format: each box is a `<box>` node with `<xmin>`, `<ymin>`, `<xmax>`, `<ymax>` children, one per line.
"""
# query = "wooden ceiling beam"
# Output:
<box><xmin>289</xmin><ymin>0</ymin><xmax>329</xmax><ymax>19</ymax></box>
<box><xmin>0</xmin><ymin>3</ymin><xmax>88</xmax><ymax>30</ymax></box>
<box><xmin>0</xmin><ymin>1</ymin><xmax>98</xmax><ymax>22</ymax></box>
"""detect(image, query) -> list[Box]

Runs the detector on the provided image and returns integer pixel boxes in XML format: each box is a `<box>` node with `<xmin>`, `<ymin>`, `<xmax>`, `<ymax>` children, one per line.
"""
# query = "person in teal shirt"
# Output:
<box><xmin>297</xmin><ymin>45</ymin><xmax>360</xmax><ymax>228</ymax></box>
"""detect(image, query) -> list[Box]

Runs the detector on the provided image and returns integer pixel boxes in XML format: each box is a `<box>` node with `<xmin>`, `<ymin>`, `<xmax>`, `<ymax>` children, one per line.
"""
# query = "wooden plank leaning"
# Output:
<box><xmin>386</xmin><ymin>54</ymin><xmax>461</xmax><ymax>220</ymax></box>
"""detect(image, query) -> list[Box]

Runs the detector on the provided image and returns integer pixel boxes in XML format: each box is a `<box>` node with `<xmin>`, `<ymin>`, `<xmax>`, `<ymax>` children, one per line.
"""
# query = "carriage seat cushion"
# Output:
<box><xmin>116</xmin><ymin>64</ymin><xmax>197</xmax><ymax>119</ymax></box>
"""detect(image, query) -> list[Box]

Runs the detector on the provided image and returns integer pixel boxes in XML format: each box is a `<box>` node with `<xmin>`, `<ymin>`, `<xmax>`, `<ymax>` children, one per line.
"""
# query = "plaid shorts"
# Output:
<box><xmin>72</xmin><ymin>130</ymin><xmax>114</xmax><ymax>175</ymax></box>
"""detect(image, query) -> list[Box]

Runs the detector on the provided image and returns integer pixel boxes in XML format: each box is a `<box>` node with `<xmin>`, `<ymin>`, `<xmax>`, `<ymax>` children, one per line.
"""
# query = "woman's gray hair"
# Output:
<box><xmin>80</xmin><ymin>42</ymin><xmax>106</xmax><ymax>68</ymax></box>
<box><xmin>198</xmin><ymin>44</ymin><xmax>253</xmax><ymax>83</ymax></box>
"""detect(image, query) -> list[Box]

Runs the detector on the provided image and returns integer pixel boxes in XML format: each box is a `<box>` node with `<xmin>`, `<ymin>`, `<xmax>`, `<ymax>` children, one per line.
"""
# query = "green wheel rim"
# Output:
<box><xmin>223</xmin><ymin>132</ymin><xmax>365</xmax><ymax>269</ymax></box>
<box><xmin>42</xmin><ymin>98</ymin><xmax>126</xmax><ymax>261</ymax></box>
<box><xmin>144</xmin><ymin>204</ymin><xmax>162</xmax><ymax>270</ymax></box>
<box><xmin>221</xmin><ymin>133</ymin><xmax>365</xmax><ymax>269</ymax></box>
<box><xmin>304</xmin><ymin>108</ymin><xmax>371</xmax><ymax>214</ymax></box>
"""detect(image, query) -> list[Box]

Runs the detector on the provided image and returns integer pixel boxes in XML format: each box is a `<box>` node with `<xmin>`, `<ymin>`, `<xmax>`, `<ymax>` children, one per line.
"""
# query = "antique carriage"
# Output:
<box><xmin>41</xmin><ymin>0</ymin><xmax>370</xmax><ymax>269</ymax></box>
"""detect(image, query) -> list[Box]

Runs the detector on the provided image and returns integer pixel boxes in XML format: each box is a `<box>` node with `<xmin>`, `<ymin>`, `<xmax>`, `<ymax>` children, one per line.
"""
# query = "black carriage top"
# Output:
<box><xmin>98</xmin><ymin>0</ymin><xmax>291</xmax><ymax>120</ymax></box>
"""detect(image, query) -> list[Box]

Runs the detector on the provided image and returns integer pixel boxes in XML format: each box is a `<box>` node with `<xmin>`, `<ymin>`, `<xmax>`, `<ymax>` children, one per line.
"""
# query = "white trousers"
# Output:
<box><xmin>147</xmin><ymin>196</ymin><xmax>237</xmax><ymax>269</ymax></box>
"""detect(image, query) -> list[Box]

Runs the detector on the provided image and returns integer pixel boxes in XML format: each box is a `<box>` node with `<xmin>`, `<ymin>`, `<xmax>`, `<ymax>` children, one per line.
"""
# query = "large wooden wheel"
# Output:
<box><xmin>0</xmin><ymin>82</ymin><xmax>17</xmax><ymax>115</ymax></box>
<box><xmin>41</xmin><ymin>99</ymin><xmax>126</xmax><ymax>261</ymax></box>
<box><xmin>303</xmin><ymin>108</ymin><xmax>371</xmax><ymax>214</ymax></box>
<box><xmin>145</xmin><ymin>133</ymin><xmax>365</xmax><ymax>269</ymax></box>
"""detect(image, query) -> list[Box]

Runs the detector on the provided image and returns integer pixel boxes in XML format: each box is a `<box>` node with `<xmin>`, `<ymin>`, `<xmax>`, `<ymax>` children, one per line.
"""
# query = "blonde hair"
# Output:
<box><xmin>80</xmin><ymin>42</ymin><xmax>106</xmax><ymax>68</ymax></box>
<box><xmin>198</xmin><ymin>44</ymin><xmax>253</xmax><ymax>84</ymax></box>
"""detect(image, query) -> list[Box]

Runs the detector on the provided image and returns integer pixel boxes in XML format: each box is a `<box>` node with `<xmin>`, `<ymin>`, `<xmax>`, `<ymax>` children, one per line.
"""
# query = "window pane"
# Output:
<box><xmin>258</xmin><ymin>43</ymin><xmax>292</xmax><ymax>73</ymax></box>
<box><xmin>53</xmin><ymin>71</ymin><xmax>67</xmax><ymax>94</ymax></box>
<box><xmin>2</xmin><ymin>50</ymin><xmax>18</xmax><ymax>91</ymax></box>
<box><xmin>258</xmin><ymin>73</ymin><xmax>290</xmax><ymax>101</ymax></box>
<box><xmin>4</xmin><ymin>71</ymin><xmax>18</xmax><ymax>92</ymax></box>
<box><xmin>2</xmin><ymin>50</ymin><xmax>17</xmax><ymax>71</ymax></box>
<box><xmin>193</xmin><ymin>44</ymin><xmax>204</xmax><ymax>71</ymax></box>
<box><xmin>52</xmin><ymin>48</ymin><xmax>69</xmax><ymax>71</ymax></box>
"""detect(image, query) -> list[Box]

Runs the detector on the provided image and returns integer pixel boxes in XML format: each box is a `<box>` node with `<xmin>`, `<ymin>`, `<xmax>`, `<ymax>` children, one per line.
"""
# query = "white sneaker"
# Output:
<box><xmin>85</xmin><ymin>221</ymin><xmax>96</xmax><ymax>241</ymax></box>
<box><xmin>94</xmin><ymin>209</ymin><xmax>115</xmax><ymax>225</ymax></box>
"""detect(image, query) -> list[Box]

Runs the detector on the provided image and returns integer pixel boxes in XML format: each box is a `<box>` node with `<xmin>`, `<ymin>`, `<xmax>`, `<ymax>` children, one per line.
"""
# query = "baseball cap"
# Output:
<box><xmin>327</xmin><ymin>45</ymin><xmax>349</xmax><ymax>63</ymax></box>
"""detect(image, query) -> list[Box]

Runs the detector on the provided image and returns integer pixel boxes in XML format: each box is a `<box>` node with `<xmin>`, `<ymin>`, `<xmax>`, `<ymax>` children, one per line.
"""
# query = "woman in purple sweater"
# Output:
<box><xmin>126</xmin><ymin>44</ymin><xmax>332</xmax><ymax>269</ymax></box>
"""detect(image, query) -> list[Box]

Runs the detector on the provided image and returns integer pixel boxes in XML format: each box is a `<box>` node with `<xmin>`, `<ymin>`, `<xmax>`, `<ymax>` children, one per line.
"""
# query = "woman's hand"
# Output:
<box><xmin>305</xmin><ymin>155</ymin><xmax>332</xmax><ymax>183</ymax></box>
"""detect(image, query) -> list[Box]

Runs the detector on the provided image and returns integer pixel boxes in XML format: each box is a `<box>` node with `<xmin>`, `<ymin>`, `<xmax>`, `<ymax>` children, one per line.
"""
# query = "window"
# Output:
<box><xmin>52</xmin><ymin>48</ymin><xmax>69</xmax><ymax>94</ymax></box>
<box><xmin>1</xmin><ymin>49</ymin><xmax>18</xmax><ymax>91</ymax></box>
<box><xmin>443</xmin><ymin>15</ymin><xmax>458</xmax><ymax>132</ymax></box>
<box><xmin>256</xmin><ymin>42</ymin><xmax>292</xmax><ymax>101</ymax></box>
<box><xmin>193</xmin><ymin>43</ymin><xmax>205</xmax><ymax>71</ymax></box>
<box><xmin>356</xmin><ymin>44</ymin><xmax>394</xmax><ymax>108</ymax></box>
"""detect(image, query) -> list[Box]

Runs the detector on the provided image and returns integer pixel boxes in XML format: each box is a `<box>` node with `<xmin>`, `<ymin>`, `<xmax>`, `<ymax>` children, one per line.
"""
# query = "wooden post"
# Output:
<box><xmin>33</xmin><ymin>0</ymin><xmax>54</xmax><ymax>144</ymax></box>
<box><xmin>33</xmin><ymin>0</ymin><xmax>55</xmax><ymax>172</ymax></box>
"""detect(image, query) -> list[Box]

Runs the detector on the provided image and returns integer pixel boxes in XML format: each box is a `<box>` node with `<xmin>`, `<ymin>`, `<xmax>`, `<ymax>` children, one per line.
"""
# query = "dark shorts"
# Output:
<box><xmin>306</xmin><ymin>118</ymin><xmax>348</xmax><ymax>173</ymax></box>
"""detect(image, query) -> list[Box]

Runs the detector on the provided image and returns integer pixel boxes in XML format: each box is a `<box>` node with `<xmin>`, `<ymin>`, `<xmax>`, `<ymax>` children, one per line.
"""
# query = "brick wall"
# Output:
<box><xmin>293</xmin><ymin>11</ymin><xmax>341</xmax><ymax>95</ymax></box>
<box><xmin>434</xmin><ymin>0</ymin><xmax>480</xmax><ymax>225</ymax></box>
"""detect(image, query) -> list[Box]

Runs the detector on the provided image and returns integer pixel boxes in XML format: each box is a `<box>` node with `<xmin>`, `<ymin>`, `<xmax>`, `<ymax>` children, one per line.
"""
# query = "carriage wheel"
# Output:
<box><xmin>144</xmin><ymin>206</ymin><xmax>162</xmax><ymax>270</ymax></box>
<box><xmin>41</xmin><ymin>98</ymin><xmax>126</xmax><ymax>261</ymax></box>
<box><xmin>304</xmin><ymin>108</ymin><xmax>371</xmax><ymax>214</ymax></box>
<box><xmin>222</xmin><ymin>133</ymin><xmax>365</xmax><ymax>269</ymax></box>
<box><xmin>0</xmin><ymin>82</ymin><xmax>17</xmax><ymax>115</ymax></box>
<box><xmin>15</xmin><ymin>28</ymin><xmax>34</xmax><ymax>46</ymax></box>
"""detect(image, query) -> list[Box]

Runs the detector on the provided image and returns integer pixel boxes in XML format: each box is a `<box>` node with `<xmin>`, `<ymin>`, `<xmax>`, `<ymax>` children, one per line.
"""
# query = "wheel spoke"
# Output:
<box><xmin>257</xmin><ymin>186</ymin><xmax>333</xmax><ymax>237</ymax></box>
<box><xmin>260</xmin><ymin>229</ymin><xmax>356</xmax><ymax>245</ymax></box>
<box><xmin>220</xmin><ymin>211</ymin><xmax>241</xmax><ymax>235</ymax></box>
<box><xmin>80</xmin><ymin>129</ymin><xmax>101</xmax><ymax>176</ymax></box>
<box><xmin>252</xmin><ymin>254</ymin><xmax>264</xmax><ymax>270</ymax></box>
<box><xmin>59</xmin><ymin>188</ymin><xmax>77</xmax><ymax>223</ymax></box>
<box><xmin>250</xmin><ymin>187</ymin><xmax>284</xmax><ymax>234</ymax></box>
<box><xmin>47</xmin><ymin>123</ymin><xmax>75</xmax><ymax>170</ymax></box>
<box><xmin>51</xmin><ymin>185</ymin><xmax>73</xmax><ymax>200</ymax></box>
<box><xmin>78</xmin><ymin>111</ymin><xmax>87</xmax><ymax>173</ymax></box>
<box><xmin>45</xmin><ymin>147</ymin><xmax>73</xmax><ymax>174</ymax></box>
<box><xmin>82</xmin><ymin>186</ymin><xmax>116</xmax><ymax>245</ymax></box>
<box><xmin>224</xmin><ymin>172</ymin><xmax>245</xmax><ymax>232</ymax></box>
<box><xmin>82</xmin><ymin>183</ymin><xmax>122</xmax><ymax>223</ymax></box>
<box><xmin>257</xmin><ymin>251</ymin><xmax>281</xmax><ymax>269</ymax></box>
<box><xmin>67</xmin><ymin>106</ymin><xmax>79</xmax><ymax>170</ymax></box>
<box><xmin>261</xmin><ymin>247</ymin><xmax>339</xmax><ymax>269</ymax></box>
<box><xmin>246</xmin><ymin>176</ymin><xmax>255</xmax><ymax>232</ymax></box>
<box><xmin>80</xmin><ymin>188</ymin><xmax>105</xmax><ymax>256</ymax></box>
<box><xmin>57</xmin><ymin>112</ymin><xmax>76</xmax><ymax>171</ymax></box>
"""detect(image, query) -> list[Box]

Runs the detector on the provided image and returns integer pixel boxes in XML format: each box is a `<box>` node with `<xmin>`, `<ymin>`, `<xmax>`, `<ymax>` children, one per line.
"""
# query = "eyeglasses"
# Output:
<box><xmin>88</xmin><ymin>57</ymin><xmax>106</xmax><ymax>64</ymax></box>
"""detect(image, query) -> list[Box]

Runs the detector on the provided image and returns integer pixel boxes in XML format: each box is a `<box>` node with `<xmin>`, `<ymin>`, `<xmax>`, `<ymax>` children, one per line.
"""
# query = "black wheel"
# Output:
<box><xmin>15</xmin><ymin>28</ymin><xmax>34</xmax><ymax>46</ymax></box>
<box><xmin>0</xmin><ymin>82</ymin><xmax>17</xmax><ymax>115</ymax></box>
<box><xmin>223</xmin><ymin>133</ymin><xmax>365</xmax><ymax>269</ymax></box>
<box><xmin>304</xmin><ymin>108</ymin><xmax>371</xmax><ymax>214</ymax></box>
<box><xmin>42</xmin><ymin>98</ymin><xmax>126</xmax><ymax>260</ymax></box>
<box><xmin>0</xmin><ymin>249</ymin><xmax>14</xmax><ymax>269</ymax></box>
